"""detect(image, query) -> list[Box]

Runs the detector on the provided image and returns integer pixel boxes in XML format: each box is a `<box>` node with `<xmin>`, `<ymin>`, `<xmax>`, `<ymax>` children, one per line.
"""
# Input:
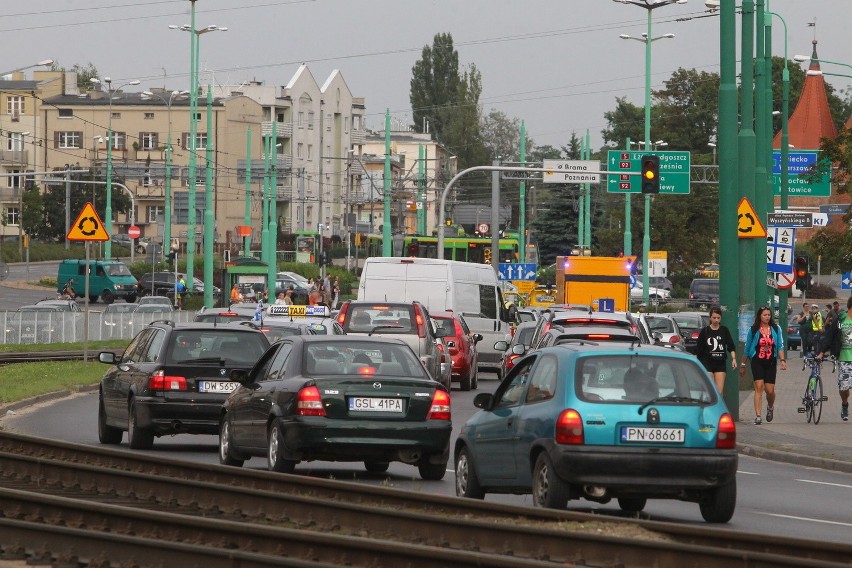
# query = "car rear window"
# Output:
<box><xmin>553</xmin><ymin>315</ymin><xmax>632</xmax><ymax>329</ymax></box>
<box><xmin>168</xmin><ymin>330</ymin><xmax>268</xmax><ymax>365</ymax></box>
<box><xmin>671</xmin><ymin>315</ymin><xmax>705</xmax><ymax>329</ymax></box>
<box><xmin>303</xmin><ymin>341</ymin><xmax>425</xmax><ymax>377</ymax></box>
<box><xmin>692</xmin><ymin>281</ymin><xmax>719</xmax><ymax>294</ymax></box>
<box><xmin>646</xmin><ymin>317</ymin><xmax>675</xmax><ymax>333</ymax></box>
<box><xmin>345</xmin><ymin>304</ymin><xmax>416</xmax><ymax>333</ymax></box>
<box><xmin>432</xmin><ymin>317</ymin><xmax>455</xmax><ymax>336</ymax></box>
<box><xmin>194</xmin><ymin>312</ymin><xmax>253</xmax><ymax>324</ymax></box>
<box><xmin>515</xmin><ymin>326</ymin><xmax>536</xmax><ymax>345</ymax></box>
<box><xmin>577</xmin><ymin>355</ymin><xmax>715</xmax><ymax>404</ymax></box>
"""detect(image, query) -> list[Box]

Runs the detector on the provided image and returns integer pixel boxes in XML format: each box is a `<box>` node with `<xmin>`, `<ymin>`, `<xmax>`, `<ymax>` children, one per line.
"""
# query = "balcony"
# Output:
<box><xmin>237</xmin><ymin>156</ymin><xmax>292</xmax><ymax>182</ymax></box>
<box><xmin>262</xmin><ymin>120</ymin><xmax>292</xmax><ymax>137</ymax></box>
<box><xmin>350</xmin><ymin>129</ymin><xmax>366</xmax><ymax>144</ymax></box>
<box><xmin>0</xmin><ymin>149</ymin><xmax>28</xmax><ymax>165</ymax></box>
<box><xmin>0</xmin><ymin>187</ymin><xmax>21</xmax><ymax>201</ymax></box>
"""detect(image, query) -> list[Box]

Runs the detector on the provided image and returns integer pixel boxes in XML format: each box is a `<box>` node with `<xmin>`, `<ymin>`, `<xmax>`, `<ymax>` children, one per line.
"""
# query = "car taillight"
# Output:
<box><xmin>669</xmin><ymin>334</ymin><xmax>681</xmax><ymax>343</ymax></box>
<box><xmin>427</xmin><ymin>389</ymin><xmax>451</xmax><ymax>421</ymax></box>
<box><xmin>690</xmin><ymin>331</ymin><xmax>699</xmax><ymax>340</ymax></box>
<box><xmin>555</xmin><ymin>409</ymin><xmax>584</xmax><ymax>444</ymax></box>
<box><xmin>355</xmin><ymin>365</ymin><xmax>377</xmax><ymax>375</ymax></box>
<box><xmin>587</xmin><ymin>334</ymin><xmax>612</xmax><ymax>340</ymax></box>
<box><xmin>148</xmin><ymin>369</ymin><xmax>188</xmax><ymax>391</ymax></box>
<box><xmin>690</xmin><ymin>292</ymin><xmax>695</xmax><ymax>299</ymax></box>
<box><xmin>506</xmin><ymin>353</ymin><xmax>521</xmax><ymax>370</ymax></box>
<box><xmin>413</xmin><ymin>304</ymin><xmax>427</xmax><ymax>338</ymax></box>
<box><xmin>336</xmin><ymin>303</ymin><xmax>349</xmax><ymax>326</ymax></box>
<box><xmin>716</xmin><ymin>413</ymin><xmax>736</xmax><ymax>449</ymax></box>
<box><xmin>297</xmin><ymin>386</ymin><xmax>326</xmax><ymax>416</ymax></box>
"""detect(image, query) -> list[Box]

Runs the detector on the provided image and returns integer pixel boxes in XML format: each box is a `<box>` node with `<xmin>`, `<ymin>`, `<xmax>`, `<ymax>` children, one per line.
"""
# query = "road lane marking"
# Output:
<box><xmin>757</xmin><ymin>512</ymin><xmax>852</xmax><ymax>528</ymax></box>
<box><xmin>736</xmin><ymin>470</ymin><xmax>760</xmax><ymax>475</ymax></box>
<box><xmin>796</xmin><ymin>479</ymin><xmax>852</xmax><ymax>489</ymax></box>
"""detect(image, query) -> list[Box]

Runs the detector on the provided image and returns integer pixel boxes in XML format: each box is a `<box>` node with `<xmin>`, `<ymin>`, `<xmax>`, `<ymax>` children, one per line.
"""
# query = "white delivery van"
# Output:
<box><xmin>358</xmin><ymin>257</ymin><xmax>512</xmax><ymax>377</ymax></box>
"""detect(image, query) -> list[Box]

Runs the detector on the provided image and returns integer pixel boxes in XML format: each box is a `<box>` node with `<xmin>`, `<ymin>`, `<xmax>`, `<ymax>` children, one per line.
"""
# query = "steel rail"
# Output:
<box><xmin>1</xmin><ymin>431</ymin><xmax>850</xmax><ymax>567</ymax></box>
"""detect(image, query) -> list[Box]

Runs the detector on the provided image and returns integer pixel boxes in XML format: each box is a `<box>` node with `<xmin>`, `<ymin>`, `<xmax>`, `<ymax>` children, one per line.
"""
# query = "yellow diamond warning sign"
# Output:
<box><xmin>737</xmin><ymin>197</ymin><xmax>766</xmax><ymax>239</ymax></box>
<box><xmin>67</xmin><ymin>202</ymin><xmax>109</xmax><ymax>241</ymax></box>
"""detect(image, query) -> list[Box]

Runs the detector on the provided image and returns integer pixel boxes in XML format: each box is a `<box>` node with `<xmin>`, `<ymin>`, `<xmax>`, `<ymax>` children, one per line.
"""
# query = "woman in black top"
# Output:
<box><xmin>696</xmin><ymin>306</ymin><xmax>738</xmax><ymax>393</ymax></box>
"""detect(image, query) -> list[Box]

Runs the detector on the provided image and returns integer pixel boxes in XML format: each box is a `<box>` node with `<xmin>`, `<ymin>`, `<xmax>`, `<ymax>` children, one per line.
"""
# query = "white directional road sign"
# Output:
<box><xmin>766</xmin><ymin>227</ymin><xmax>795</xmax><ymax>274</ymax></box>
<box><xmin>498</xmin><ymin>263</ymin><xmax>537</xmax><ymax>281</ymax></box>
<box><xmin>542</xmin><ymin>160</ymin><xmax>600</xmax><ymax>183</ymax></box>
<box><xmin>843</xmin><ymin>272</ymin><xmax>852</xmax><ymax>291</ymax></box>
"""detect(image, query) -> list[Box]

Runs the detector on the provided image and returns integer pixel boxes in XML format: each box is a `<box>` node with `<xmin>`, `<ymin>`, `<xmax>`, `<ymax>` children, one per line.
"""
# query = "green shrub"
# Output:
<box><xmin>806</xmin><ymin>283</ymin><xmax>836</xmax><ymax>299</ymax></box>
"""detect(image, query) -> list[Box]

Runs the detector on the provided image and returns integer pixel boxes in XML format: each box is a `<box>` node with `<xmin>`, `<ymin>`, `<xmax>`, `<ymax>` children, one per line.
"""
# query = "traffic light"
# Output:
<box><xmin>641</xmin><ymin>155</ymin><xmax>660</xmax><ymax>194</ymax></box>
<box><xmin>795</xmin><ymin>255</ymin><xmax>809</xmax><ymax>291</ymax></box>
<box><xmin>483</xmin><ymin>248</ymin><xmax>493</xmax><ymax>265</ymax></box>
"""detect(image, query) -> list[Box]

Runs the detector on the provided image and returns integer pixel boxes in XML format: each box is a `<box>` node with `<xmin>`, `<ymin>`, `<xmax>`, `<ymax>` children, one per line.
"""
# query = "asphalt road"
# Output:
<box><xmin>2</xmin><ymin>371</ymin><xmax>851</xmax><ymax>543</ymax></box>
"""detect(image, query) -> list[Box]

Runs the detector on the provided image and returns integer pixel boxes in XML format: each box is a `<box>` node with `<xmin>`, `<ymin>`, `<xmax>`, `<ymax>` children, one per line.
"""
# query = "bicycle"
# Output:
<box><xmin>797</xmin><ymin>355</ymin><xmax>835</xmax><ymax>424</ymax></box>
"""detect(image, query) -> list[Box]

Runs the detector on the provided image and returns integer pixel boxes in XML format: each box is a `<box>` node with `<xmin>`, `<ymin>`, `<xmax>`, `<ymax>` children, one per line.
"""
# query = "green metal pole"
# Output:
<box><xmin>382</xmin><ymin>109</ymin><xmax>391</xmax><ymax>256</ymax></box>
<box><xmin>641</xmin><ymin>8</ymin><xmax>652</xmax><ymax>306</ymax></box>
<box><xmin>739</xmin><ymin>0</ymin><xmax>757</xmax><ymax>331</ymax></box>
<box><xmin>186</xmin><ymin>1</ymin><xmax>198</xmax><ymax>284</ymax></box>
<box><xmin>624</xmin><ymin>137</ymin><xmax>632</xmax><ymax>256</ymax></box>
<box><xmin>268</xmin><ymin>120</ymin><xmax>278</xmax><ymax>294</ymax></box>
<box><xmin>203</xmin><ymin>86</ymin><xmax>214</xmax><ymax>307</ymax></box>
<box><xmin>417</xmin><ymin>144</ymin><xmax>425</xmax><ymax>235</ymax></box>
<box><xmin>754</xmin><ymin>0</ymin><xmax>769</xmax><ymax>310</ymax></box>
<box><xmin>164</xmin><ymin>131</ymin><xmax>172</xmax><ymax>256</ymax></box>
<box><xmin>584</xmin><ymin>129</ymin><xmax>591</xmax><ymax>249</ymax></box>
<box><xmin>243</xmin><ymin>127</ymin><xmax>252</xmax><ymax>255</ymax></box>
<box><xmin>577</xmin><ymin>133</ymin><xmax>584</xmax><ymax>250</ymax></box>
<box><xmin>260</xmin><ymin>132</ymin><xmax>270</xmax><ymax>268</ymax></box>
<box><xmin>719</xmin><ymin>0</ymin><xmax>741</xmax><ymax>417</ymax></box>
<box><xmin>104</xmin><ymin>126</ymin><xmax>113</xmax><ymax>259</ymax></box>
<box><xmin>519</xmin><ymin>121</ymin><xmax>527</xmax><ymax>260</ymax></box>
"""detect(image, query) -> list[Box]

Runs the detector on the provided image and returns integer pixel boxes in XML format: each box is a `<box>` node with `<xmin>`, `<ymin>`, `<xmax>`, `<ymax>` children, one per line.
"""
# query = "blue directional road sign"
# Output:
<box><xmin>498</xmin><ymin>263</ymin><xmax>537</xmax><ymax>281</ymax></box>
<box><xmin>766</xmin><ymin>227</ymin><xmax>795</xmax><ymax>274</ymax></box>
<box><xmin>842</xmin><ymin>272</ymin><xmax>852</xmax><ymax>291</ymax></box>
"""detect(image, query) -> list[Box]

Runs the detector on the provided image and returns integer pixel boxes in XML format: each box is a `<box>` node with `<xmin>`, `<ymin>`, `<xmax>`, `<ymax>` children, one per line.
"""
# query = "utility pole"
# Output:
<box><xmin>519</xmin><ymin>122</ymin><xmax>527</xmax><ymax>261</ymax></box>
<box><xmin>268</xmin><ymin>121</ymin><xmax>278</xmax><ymax>294</ymax></box>
<box><xmin>244</xmin><ymin>127</ymin><xmax>252</xmax><ymax>255</ymax></box>
<box><xmin>203</xmin><ymin>86</ymin><xmax>214</xmax><ymax>307</ymax></box>
<box><xmin>382</xmin><ymin>110</ymin><xmax>391</xmax><ymax>256</ymax></box>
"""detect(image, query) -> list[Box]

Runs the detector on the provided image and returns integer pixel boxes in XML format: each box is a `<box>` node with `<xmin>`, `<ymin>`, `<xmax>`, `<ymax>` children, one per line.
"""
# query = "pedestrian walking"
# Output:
<box><xmin>230</xmin><ymin>283</ymin><xmax>242</xmax><ymax>304</ymax></box>
<box><xmin>175</xmin><ymin>274</ymin><xmax>187</xmax><ymax>310</ymax></box>
<box><xmin>809</xmin><ymin>304</ymin><xmax>824</xmax><ymax>355</ymax></box>
<box><xmin>332</xmin><ymin>277</ymin><xmax>341</xmax><ymax>309</ymax></box>
<box><xmin>819</xmin><ymin>296</ymin><xmax>852</xmax><ymax>421</ymax></box>
<box><xmin>742</xmin><ymin>306</ymin><xmax>787</xmax><ymax>425</ymax></box>
<box><xmin>797</xmin><ymin>302</ymin><xmax>811</xmax><ymax>358</ymax></box>
<box><xmin>695</xmin><ymin>306</ymin><xmax>738</xmax><ymax>393</ymax></box>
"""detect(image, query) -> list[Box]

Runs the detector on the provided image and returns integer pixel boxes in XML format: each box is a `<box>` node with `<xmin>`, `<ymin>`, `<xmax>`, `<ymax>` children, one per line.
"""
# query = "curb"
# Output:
<box><xmin>737</xmin><ymin>442</ymin><xmax>852</xmax><ymax>475</ymax></box>
<box><xmin>0</xmin><ymin>384</ymin><xmax>99</xmax><ymax>417</ymax></box>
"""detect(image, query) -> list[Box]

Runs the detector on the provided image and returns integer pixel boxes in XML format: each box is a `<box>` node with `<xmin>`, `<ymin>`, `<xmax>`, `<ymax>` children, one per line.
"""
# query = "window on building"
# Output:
<box><xmin>298</xmin><ymin>111</ymin><xmax>304</xmax><ymax>127</ymax></box>
<box><xmin>308</xmin><ymin>111</ymin><xmax>314</xmax><ymax>130</ymax></box>
<box><xmin>147</xmin><ymin>205</ymin><xmax>164</xmax><ymax>223</ymax></box>
<box><xmin>307</xmin><ymin>144</ymin><xmax>312</xmax><ymax>160</ymax></box>
<box><xmin>58</xmin><ymin>108</ymin><xmax>73</xmax><ymax>118</ymax></box>
<box><xmin>325</xmin><ymin>145</ymin><xmax>330</xmax><ymax>161</ymax></box>
<box><xmin>112</xmin><ymin>132</ymin><xmax>126</xmax><ymax>150</ymax></box>
<box><xmin>6</xmin><ymin>207</ymin><xmax>19</xmax><ymax>226</ymax></box>
<box><xmin>277</xmin><ymin>111</ymin><xmax>285</xmax><ymax>123</ymax></box>
<box><xmin>7</xmin><ymin>169</ymin><xmax>22</xmax><ymax>188</ymax></box>
<box><xmin>56</xmin><ymin>131</ymin><xmax>82</xmax><ymax>149</ymax></box>
<box><xmin>345</xmin><ymin>115</ymin><xmax>349</xmax><ymax>133</ymax></box>
<box><xmin>140</xmin><ymin>132</ymin><xmax>159</xmax><ymax>150</ymax></box>
<box><xmin>111</xmin><ymin>112</ymin><xmax>121</xmax><ymax>120</ymax></box>
<box><xmin>326</xmin><ymin>114</ymin><xmax>332</xmax><ymax>131</ymax></box>
<box><xmin>297</xmin><ymin>143</ymin><xmax>303</xmax><ymax>159</ymax></box>
<box><xmin>7</xmin><ymin>96</ymin><xmax>24</xmax><ymax>116</ymax></box>
<box><xmin>6</xmin><ymin>132</ymin><xmax>25</xmax><ymax>151</ymax></box>
<box><xmin>182</xmin><ymin>133</ymin><xmax>207</xmax><ymax>150</ymax></box>
<box><xmin>352</xmin><ymin>115</ymin><xmax>361</xmax><ymax>130</ymax></box>
<box><xmin>144</xmin><ymin>112</ymin><xmax>155</xmax><ymax>120</ymax></box>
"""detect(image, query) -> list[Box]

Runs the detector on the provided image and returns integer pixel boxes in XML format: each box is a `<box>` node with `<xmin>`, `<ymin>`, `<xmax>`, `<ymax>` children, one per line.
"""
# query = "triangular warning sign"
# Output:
<box><xmin>67</xmin><ymin>202</ymin><xmax>109</xmax><ymax>241</ymax></box>
<box><xmin>737</xmin><ymin>197</ymin><xmax>767</xmax><ymax>239</ymax></box>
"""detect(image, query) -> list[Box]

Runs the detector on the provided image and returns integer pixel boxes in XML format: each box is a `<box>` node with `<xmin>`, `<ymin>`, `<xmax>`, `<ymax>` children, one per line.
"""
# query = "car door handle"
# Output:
<box><xmin>506</xmin><ymin>418</ymin><xmax>513</xmax><ymax>428</ymax></box>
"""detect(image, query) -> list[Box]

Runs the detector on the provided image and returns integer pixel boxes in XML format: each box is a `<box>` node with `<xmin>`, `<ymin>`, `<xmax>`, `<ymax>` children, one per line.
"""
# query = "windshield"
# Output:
<box><xmin>106</xmin><ymin>264</ymin><xmax>132</xmax><ymax>277</ymax></box>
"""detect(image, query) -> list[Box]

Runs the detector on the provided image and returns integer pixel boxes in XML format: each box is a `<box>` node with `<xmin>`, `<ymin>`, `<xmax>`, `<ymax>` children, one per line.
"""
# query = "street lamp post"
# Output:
<box><xmin>90</xmin><ymin>76</ymin><xmax>140</xmax><ymax>259</ymax></box>
<box><xmin>142</xmin><ymin>89</ymin><xmax>188</xmax><ymax>261</ymax></box>
<box><xmin>170</xmin><ymin>4</ymin><xmax>227</xmax><ymax>286</ymax></box>
<box><xmin>615</xmin><ymin>0</ymin><xmax>683</xmax><ymax>306</ymax></box>
<box><xmin>708</xmin><ymin>142</ymin><xmax>717</xmax><ymax>164</ymax></box>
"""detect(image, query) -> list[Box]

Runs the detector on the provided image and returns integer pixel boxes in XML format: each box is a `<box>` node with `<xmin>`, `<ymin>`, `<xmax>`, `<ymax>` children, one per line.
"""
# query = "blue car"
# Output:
<box><xmin>454</xmin><ymin>343</ymin><xmax>738</xmax><ymax>523</ymax></box>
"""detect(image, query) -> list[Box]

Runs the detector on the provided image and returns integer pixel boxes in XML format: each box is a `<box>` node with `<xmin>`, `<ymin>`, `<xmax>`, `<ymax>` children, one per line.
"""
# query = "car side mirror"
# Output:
<box><xmin>493</xmin><ymin>340</ymin><xmax>508</xmax><ymax>351</ymax></box>
<box><xmin>473</xmin><ymin>333</ymin><xmax>483</xmax><ymax>343</ymax></box>
<box><xmin>511</xmin><ymin>344</ymin><xmax>526</xmax><ymax>355</ymax></box>
<box><xmin>446</xmin><ymin>340</ymin><xmax>456</xmax><ymax>348</ymax></box>
<box><xmin>98</xmin><ymin>351</ymin><xmax>116</xmax><ymax>365</ymax></box>
<box><xmin>473</xmin><ymin>392</ymin><xmax>494</xmax><ymax>410</ymax></box>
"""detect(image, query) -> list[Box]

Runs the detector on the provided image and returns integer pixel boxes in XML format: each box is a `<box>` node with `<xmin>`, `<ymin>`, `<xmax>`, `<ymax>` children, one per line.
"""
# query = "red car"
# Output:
<box><xmin>431</xmin><ymin>311</ymin><xmax>482</xmax><ymax>391</ymax></box>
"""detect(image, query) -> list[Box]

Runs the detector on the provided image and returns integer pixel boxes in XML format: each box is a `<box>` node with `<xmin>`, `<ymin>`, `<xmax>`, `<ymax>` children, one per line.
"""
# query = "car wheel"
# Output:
<box><xmin>699</xmin><ymin>479</ymin><xmax>737</xmax><ymax>523</ymax></box>
<box><xmin>126</xmin><ymin>294</ymin><xmax>137</xmax><ymax>304</ymax></box>
<box><xmin>267</xmin><ymin>423</ymin><xmax>297</xmax><ymax>473</ymax></box>
<box><xmin>460</xmin><ymin>373</ymin><xmax>471</xmax><ymax>391</ymax></box>
<box><xmin>418</xmin><ymin>458</ymin><xmax>448</xmax><ymax>481</ymax></box>
<box><xmin>101</xmin><ymin>290</ymin><xmax>115</xmax><ymax>305</ymax></box>
<box><xmin>617</xmin><ymin>497</ymin><xmax>647</xmax><ymax>513</ymax></box>
<box><xmin>532</xmin><ymin>452</ymin><xmax>569</xmax><ymax>509</ymax></box>
<box><xmin>364</xmin><ymin>461</ymin><xmax>390</xmax><ymax>473</ymax></box>
<box><xmin>127</xmin><ymin>400</ymin><xmax>154</xmax><ymax>450</ymax></box>
<box><xmin>97</xmin><ymin>398</ymin><xmax>122</xmax><ymax>445</ymax></box>
<box><xmin>89</xmin><ymin>295</ymin><xmax>99</xmax><ymax>303</ymax></box>
<box><xmin>219</xmin><ymin>415</ymin><xmax>244</xmax><ymax>467</ymax></box>
<box><xmin>455</xmin><ymin>446</ymin><xmax>485</xmax><ymax>499</ymax></box>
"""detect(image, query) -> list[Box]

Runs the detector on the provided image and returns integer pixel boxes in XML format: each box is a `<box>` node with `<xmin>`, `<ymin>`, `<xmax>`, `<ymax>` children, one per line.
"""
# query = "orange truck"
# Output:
<box><xmin>556</xmin><ymin>255</ymin><xmax>634</xmax><ymax>312</ymax></box>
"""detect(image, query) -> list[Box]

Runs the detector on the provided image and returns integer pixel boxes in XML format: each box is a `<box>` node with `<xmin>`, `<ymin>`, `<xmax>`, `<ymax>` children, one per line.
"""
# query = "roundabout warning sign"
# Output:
<box><xmin>67</xmin><ymin>202</ymin><xmax>109</xmax><ymax>241</ymax></box>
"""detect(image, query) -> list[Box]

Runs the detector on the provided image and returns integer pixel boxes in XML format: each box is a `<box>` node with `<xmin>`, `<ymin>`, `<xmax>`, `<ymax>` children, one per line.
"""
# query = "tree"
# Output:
<box><xmin>480</xmin><ymin>109</ymin><xmax>521</xmax><ymax>163</ymax></box>
<box><xmin>601</xmin><ymin>97</ymin><xmax>645</xmax><ymax>147</ymax></box>
<box><xmin>40</xmin><ymin>170</ymin><xmax>131</xmax><ymax>241</ymax></box>
<box><xmin>653</xmin><ymin>68</ymin><xmax>719</xmax><ymax>152</ymax></box>
<box><xmin>21</xmin><ymin>184</ymin><xmax>45</xmax><ymax>240</ymax></box>
<box><xmin>410</xmin><ymin>33</ymin><xmax>459</xmax><ymax>142</ymax></box>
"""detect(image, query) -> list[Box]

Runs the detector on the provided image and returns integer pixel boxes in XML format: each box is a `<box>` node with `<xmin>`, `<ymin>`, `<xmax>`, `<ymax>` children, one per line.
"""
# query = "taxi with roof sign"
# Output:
<box><xmin>264</xmin><ymin>304</ymin><xmax>344</xmax><ymax>336</ymax></box>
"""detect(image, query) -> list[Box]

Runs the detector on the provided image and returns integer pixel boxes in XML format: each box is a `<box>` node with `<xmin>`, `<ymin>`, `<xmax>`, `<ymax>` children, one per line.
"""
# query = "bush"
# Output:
<box><xmin>806</xmin><ymin>283</ymin><xmax>836</xmax><ymax>299</ymax></box>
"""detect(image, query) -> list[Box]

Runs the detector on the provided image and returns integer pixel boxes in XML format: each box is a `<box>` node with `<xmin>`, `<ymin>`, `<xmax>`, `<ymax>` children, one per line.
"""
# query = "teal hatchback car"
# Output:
<box><xmin>454</xmin><ymin>342</ymin><xmax>738</xmax><ymax>523</ymax></box>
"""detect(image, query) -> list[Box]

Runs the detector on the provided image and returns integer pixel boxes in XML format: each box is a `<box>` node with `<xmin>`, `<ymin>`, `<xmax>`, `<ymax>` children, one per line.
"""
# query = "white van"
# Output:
<box><xmin>358</xmin><ymin>257</ymin><xmax>512</xmax><ymax>377</ymax></box>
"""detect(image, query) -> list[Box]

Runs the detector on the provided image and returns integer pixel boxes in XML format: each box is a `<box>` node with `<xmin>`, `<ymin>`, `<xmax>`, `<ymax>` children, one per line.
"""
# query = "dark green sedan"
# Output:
<box><xmin>218</xmin><ymin>336</ymin><xmax>452</xmax><ymax>480</ymax></box>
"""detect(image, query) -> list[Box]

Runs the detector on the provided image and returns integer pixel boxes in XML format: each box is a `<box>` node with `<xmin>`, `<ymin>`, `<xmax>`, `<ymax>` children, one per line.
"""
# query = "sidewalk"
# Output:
<box><xmin>735</xmin><ymin>353</ymin><xmax>852</xmax><ymax>474</ymax></box>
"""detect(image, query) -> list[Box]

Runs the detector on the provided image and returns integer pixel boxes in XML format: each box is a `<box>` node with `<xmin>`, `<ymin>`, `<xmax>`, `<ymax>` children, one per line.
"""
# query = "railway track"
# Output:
<box><xmin>0</xmin><ymin>431</ymin><xmax>848</xmax><ymax>567</ymax></box>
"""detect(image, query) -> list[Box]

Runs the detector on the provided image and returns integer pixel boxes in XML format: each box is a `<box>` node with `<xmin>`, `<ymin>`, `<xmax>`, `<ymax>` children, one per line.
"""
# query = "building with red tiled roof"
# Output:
<box><xmin>773</xmin><ymin>40</ymin><xmax>846</xmax><ymax>240</ymax></box>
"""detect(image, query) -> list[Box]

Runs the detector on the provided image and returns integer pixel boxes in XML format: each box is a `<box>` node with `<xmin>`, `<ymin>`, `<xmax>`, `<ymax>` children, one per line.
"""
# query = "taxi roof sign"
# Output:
<box><xmin>67</xmin><ymin>202</ymin><xmax>109</xmax><ymax>241</ymax></box>
<box><xmin>267</xmin><ymin>304</ymin><xmax>330</xmax><ymax>317</ymax></box>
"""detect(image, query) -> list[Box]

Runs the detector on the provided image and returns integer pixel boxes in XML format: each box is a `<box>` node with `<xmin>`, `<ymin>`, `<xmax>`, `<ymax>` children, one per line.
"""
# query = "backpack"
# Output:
<box><xmin>176</xmin><ymin>279</ymin><xmax>187</xmax><ymax>293</ymax></box>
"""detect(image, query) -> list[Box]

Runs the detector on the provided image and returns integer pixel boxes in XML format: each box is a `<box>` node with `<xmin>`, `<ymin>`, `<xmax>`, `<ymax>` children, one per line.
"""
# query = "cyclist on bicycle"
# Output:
<box><xmin>818</xmin><ymin>296</ymin><xmax>852</xmax><ymax>421</ymax></box>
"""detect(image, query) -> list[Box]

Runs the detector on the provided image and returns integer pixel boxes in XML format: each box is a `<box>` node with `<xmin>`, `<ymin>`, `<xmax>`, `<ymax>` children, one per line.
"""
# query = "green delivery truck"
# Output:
<box><xmin>57</xmin><ymin>259</ymin><xmax>138</xmax><ymax>304</ymax></box>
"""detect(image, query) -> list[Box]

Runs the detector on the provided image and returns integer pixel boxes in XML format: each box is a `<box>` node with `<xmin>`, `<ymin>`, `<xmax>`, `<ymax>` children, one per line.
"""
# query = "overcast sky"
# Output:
<box><xmin>7</xmin><ymin>1</ymin><xmax>851</xmax><ymax>151</ymax></box>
